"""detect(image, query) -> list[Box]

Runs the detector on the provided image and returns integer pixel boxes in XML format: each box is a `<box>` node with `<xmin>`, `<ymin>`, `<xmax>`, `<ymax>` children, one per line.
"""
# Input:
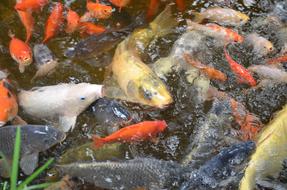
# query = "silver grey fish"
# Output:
<box><xmin>0</xmin><ymin>125</ymin><xmax>65</xmax><ymax>177</ymax></box>
<box><xmin>248</xmin><ymin>65</ymin><xmax>287</xmax><ymax>82</ymax></box>
<box><xmin>181</xmin><ymin>141</ymin><xmax>256</xmax><ymax>190</ymax></box>
<box><xmin>59</xmin><ymin>158</ymin><xmax>184</xmax><ymax>190</ymax></box>
<box><xmin>32</xmin><ymin>44</ymin><xmax>59</xmax><ymax>81</ymax></box>
<box><xmin>18</xmin><ymin>83</ymin><xmax>103</xmax><ymax>132</ymax></box>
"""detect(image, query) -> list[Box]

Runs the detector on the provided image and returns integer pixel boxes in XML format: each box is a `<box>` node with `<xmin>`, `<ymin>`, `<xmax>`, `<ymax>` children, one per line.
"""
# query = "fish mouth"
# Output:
<box><xmin>0</xmin><ymin>121</ymin><xmax>6</xmax><ymax>127</ymax></box>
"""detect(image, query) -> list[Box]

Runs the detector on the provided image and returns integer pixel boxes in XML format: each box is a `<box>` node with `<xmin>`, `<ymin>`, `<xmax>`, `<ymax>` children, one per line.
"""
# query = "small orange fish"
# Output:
<box><xmin>9</xmin><ymin>33</ymin><xmax>32</xmax><ymax>73</ymax></box>
<box><xmin>206</xmin><ymin>23</ymin><xmax>244</xmax><ymax>43</ymax></box>
<box><xmin>79</xmin><ymin>22</ymin><xmax>106</xmax><ymax>36</ymax></box>
<box><xmin>17</xmin><ymin>10</ymin><xmax>34</xmax><ymax>43</ymax></box>
<box><xmin>0</xmin><ymin>79</ymin><xmax>18</xmax><ymax>127</ymax></box>
<box><xmin>230</xmin><ymin>99</ymin><xmax>261</xmax><ymax>141</ymax></box>
<box><xmin>87</xmin><ymin>0</ymin><xmax>113</xmax><ymax>19</ymax></box>
<box><xmin>175</xmin><ymin>0</ymin><xmax>186</xmax><ymax>12</ymax></box>
<box><xmin>43</xmin><ymin>2</ymin><xmax>64</xmax><ymax>43</ymax></box>
<box><xmin>65</xmin><ymin>8</ymin><xmax>80</xmax><ymax>34</ymax></box>
<box><xmin>184</xmin><ymin>53</ymin><xmax>227</xmax><ymax>81</ymax></box>
<box><xmin>267</xmin><ymin>54</ymin><xmax>287</xmax><ymax>64</ymax></box>
<box><xmin>93</xmin><ymin>120</ymin><xmax>167</xmax><ymax>148</ymax></box>
<box><xmin>224</xmin><ymin>46</ymin><xmax>256</xmax><ymax>86</ymax></box>
<box><xmin>146</xmin><ymin>0</ymin><xmax>160</xmax><ymax>21</ymax></box>
<box><xmin>108</xmin><ymin>0</ymin><xmax>131</xmax><ymax>11</ymax></box>
<box><xmin>15</xmin><ymin>0</ymin><xmax>49</xmax><ymax>12</ymax></box>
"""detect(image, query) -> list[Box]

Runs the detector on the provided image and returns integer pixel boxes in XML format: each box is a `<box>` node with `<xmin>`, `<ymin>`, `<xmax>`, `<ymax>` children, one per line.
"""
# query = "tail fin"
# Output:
<box><xmin>149</xmin><ymin>5</ymin><xmax>177</xmax><ymax>38</ymax></box>
<box><xmin>92</xmin><ymin>135</ymin><xmax>105</xmax><ymax>148</ymax></box>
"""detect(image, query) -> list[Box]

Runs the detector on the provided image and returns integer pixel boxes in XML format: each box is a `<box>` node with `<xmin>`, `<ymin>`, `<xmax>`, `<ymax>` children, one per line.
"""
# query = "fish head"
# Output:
<box><xmin>238</xmin><ymin>13</ymin><xmax>250</xmax><ymax>25</ymax></box>
<box><xmin>27</xmin><ymin>125</ymin><xmax>66</xmax><ymax>151</ymax></box>
<box><xmin>17</xmin><ymin>51</ymin><xmax>33</xmax><ymax>67</ymax></box>
<box><xmin>127</xmin><ymin>75</ymin><xmax>173</xmax><ymax>108</ymax></box>
<box><xmin>157</xmin><ymin>120</ymin><xmax>167</xmax><ymax>132</ymax></box>
<box><xmin>67</xmin><ymin>83</ymin><xmax>103</xmax><ymax>113</ymax></box>
<box><xmin>100</xmin><ymin>5</ymin><xmax>113</xmax><ymax>18</ymax></box>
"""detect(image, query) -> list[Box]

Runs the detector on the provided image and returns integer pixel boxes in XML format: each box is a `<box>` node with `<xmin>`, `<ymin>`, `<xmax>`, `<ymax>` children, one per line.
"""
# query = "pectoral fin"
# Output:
<box><xmin>20</xmin><ymin>153</ymin><xmax>39</xmax><ymax>175</ymax></box>
<box><xmin>59</xmin><ymin>115</ymin><xmax>77</xmax><ymax>132</ymax></box>
<box><xmin>0</xmin><ymin>158</ymin><xmax>11</xmax><ymax>178</ymax></box>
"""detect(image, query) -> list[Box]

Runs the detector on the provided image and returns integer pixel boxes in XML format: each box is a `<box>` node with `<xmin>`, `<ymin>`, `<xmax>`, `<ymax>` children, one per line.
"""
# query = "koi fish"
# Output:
<box><xmin>224</xmin><ymin>46</ymin><xmax>256</xmax><ymax>86</ymax></box>
<box><xmin>87</xmin><ymin>0</ymin><xmax>113</xmax><ymax>19</ymax></box>
<box><xmin>187</xmin><ymin>20</ymin><xmax>244</xmax><ymax>44</ymax></box>
<box><xmin>14</xmin><ymin>0</ymin><xmax>49</xmax><ymax>11</ymax></box>
<box><xmin>192</xmin><ymin>7</ymin><xmax>249</xmax><ymax>26</ymax></box>
<box><xmin>65</xmin><ymin>8</ymin><xmax>80</xmax><ymax>34</ymax></box>
<box><xmin>146</xmin><ymin>0</ymin><xmax>159</xmax><ymax>21</ymax></box>
<box><xmin>17</xmin><ymin>10</ymin><xmax>34</xmax><ymax>43</ymax></box>
<box><xmin>9</xmin><ymin>33</ymin><xmax>32</xmax><ymax>73</ymax></box>
<box><xmin>175</xmin><ymin>0</ymin><xmax>186</xmax><ymax>12</ymax></box>
<box><xmin>108</xmin><ymin>0</ymin><xmax>130</xmax><ymax>10</ymax></box>
<box><xmin>184</xmin><ymin>53</ymin><xmax>227</xmax><ymax>82</ymax></box>
<box><xmin>93</xmin><ymin>120</ymin><xmax>167</xmax><ymax>148</ymax></box>
<box><xmin>245</xmin><ymin>33</ymin><xmax>274</xmax><ymax>57</ymax></box>
<box><xmin>79</xmin><ymin>22</ymin><xmax>106</xmax><ymax>36</ymax></box>
<box><xmin>43</xmin><ymin>2</ymin><xmax>64</xmax><ymax>43</ymax></box>
<box><xmin>267</xmin><ymin>54</ymin><xmax>287</xmax><ymax>64</ymax></box>
<box><xmin>0</xmin><ymin>79</ymin><xmax>18</xmax><ymax>127</ymax></box>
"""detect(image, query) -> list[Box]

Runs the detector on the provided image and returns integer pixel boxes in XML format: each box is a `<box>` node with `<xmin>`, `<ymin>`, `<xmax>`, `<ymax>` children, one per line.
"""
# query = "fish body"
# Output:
<box><xmin>18</xmin><ymin>83</ymin><xmax>103</xmax><ymax>132</ymax></box>
<box><xmin>93</xmin><ymin>120</ymin><xmax>167</xmax><ymax>148</ymax></box>
<box><xmin>175</xmin><ymin>0</ymin><xmax>186</xmax><ymax>12</ymax></box>
<box><xmin>192</xmin><ymin>7</ymin><xmax>249</xmax><ymax>26</ymax></box>
<box><xmin>248</xmin><ymin>65</ymin><xmax>287</xmax><ymax>82</ymax></box>
<box><xmin>88</xmin><ymin>98</ymin><xmax>131</xmax><ymax>130</ymax></box>
<box><xmin>245</xmin><ymin>33</ymin><xmax>274</xmax><ymax>56</ymax></box>
<box><xmin>65</xmin><ymin>8</ymin><xmax>80</xmax><ymax>34</ymax></box>
<box><xmin>181</xmin><ymin>141</ymin><xmax>255</xmax><ymax>189</ymax></box>
<box><xmin>79</xmin><ymin>22</ymin><xmax>106</xmax><ymax>36</ymax></box>
<box><xmin>267</xmin><ymin>54</ymin><xmax>287</xmax><ymax>64</ymax></box>
<box><xmin>86</xmin><ymin>0</ymin><xmax>112</xmax><ymax>19</ymax></box>
<box><xmin>14</xmin><ymin>0</ymin><xmax>48</xmax><ymax>11</ymax></box>
<box><xmin>111</xmin><ymin>39</ymin><xmax>173</xmax><ymax>107</ymax></box>
<box><xmin>59</xmin><ymin>158</ymin><xmax>183</xmax><ymax>190</ymax></box>
<box><xmin>32</xmin><ymin>44</ymin><xmax>59</xmax><ymax>80</ymax></box>
<box><xmin>224</xmin><ymin>47</ymin><xmax>256</xmax><ymax>86</ymax></box>
<box><xmin>0</xmin><ymin>125</ymin><xmax>65</xmax><ymax>177</ymax></box>
<box><xmin>187</xmin><ymin>20</ymin><xmax>244</xmax><ymax>43</ymax></box>
<box><xmin>9</xmin><ymin>34</ymin><xmax>32</xmax><ymax>73</ymax></box>
<box><xmin>0</xmin><ymin>79</ymin><xmax>18</xmax><ymax>127</ymax></box>
<box><xmin>17</xmin><ymin>10</ymin><xmax>34</xmax><ymax>43</ymax></box>
<box><xmin>108</xmin><ymin>0</ymin><xmax>130</xmax><ymax>10</ymax></box>
<box><xmin>146</xmin><ymin>0</ymin><xmax>160</xmax><ymax>21</ymax></box>
<box><xmin>240</xmin><ymin>104</ymin><xmax>287</xmax><ymax>190</ymax></box>
<box><xmin>184</xmin><ymin>54</ymin><xmax>227</xmax><ymax>81</ymax></box>
<box><xmin>43</xmin><ymin>2</ymin><xmax>64</xmax><ymax>43</ymax></box>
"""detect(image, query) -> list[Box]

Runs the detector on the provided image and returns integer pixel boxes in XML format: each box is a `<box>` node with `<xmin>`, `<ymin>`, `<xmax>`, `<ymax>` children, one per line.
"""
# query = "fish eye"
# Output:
<box><xmin>139</xmin><ymin>87</ymin><xmax>153</xmax><ymax>101</ymax></box>
<box><xmin>80</xmin><ymin>97</ymin><xmax>86</xmax><ymax>101</ymax></box>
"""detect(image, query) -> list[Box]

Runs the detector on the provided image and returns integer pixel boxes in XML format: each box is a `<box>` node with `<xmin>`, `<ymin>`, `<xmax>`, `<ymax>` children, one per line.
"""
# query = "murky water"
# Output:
<box><xmin>0</xmin><ymin>0</ymin><xmax>286</xmax><ymax>189</ymax></box>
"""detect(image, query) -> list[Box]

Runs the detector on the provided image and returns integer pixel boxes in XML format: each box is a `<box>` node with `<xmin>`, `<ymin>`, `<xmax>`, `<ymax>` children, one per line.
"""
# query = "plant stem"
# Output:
<box><xmin>17</xmin><ymin>158</ymin><xmax>54</xmax><ymax>190</ymax></box>
<box><xmin>22</xmin><ymin>183</ymin><xmax>52</xmax><ymax>190</ymax></box>
<box><xmin>10</xmin><ymin>127</ymin><xmax>21</xmax><ymax>190</ymax></box>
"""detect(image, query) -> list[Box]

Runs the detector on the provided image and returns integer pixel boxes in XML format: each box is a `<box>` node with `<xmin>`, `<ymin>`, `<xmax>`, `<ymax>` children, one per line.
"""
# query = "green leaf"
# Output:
<box><xmin>22</xmin><ymin>183</ymin><xmax>52</xmax><ymax>190</ymax></box>
<box><xmin>10</xmin><ymin>127</ymin><xmax>21</xmax><ymax>190</ymax></box>
<box><xmin>17</xmin><ymin>158</ymin><xmax>54</xmax><ymax>190</ymax></box>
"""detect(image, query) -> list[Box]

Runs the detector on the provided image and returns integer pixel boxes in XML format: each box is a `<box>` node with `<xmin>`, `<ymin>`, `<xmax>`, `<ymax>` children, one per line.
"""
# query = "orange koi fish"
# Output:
<box><xmin>87</xmin><ymin>0</ymin><xmax>113</xmax><ymax>19</ymax></box>
<box><xmin>93</xmin><ymin>120</ymin><xmax>167</xmax><ymax>148</ymax></box>
<box><xmin>43</xmin><ymin>2</ymin><xmax>64</xmax><ymax>43</ymax></box>
<box><xmin>267</xmin><ymin>54</ymin><xmax>287</xmax><ymax>64</ymax></box>
<box><xmin>184</xmin><ymin>53</ymin><xmax>227</xmax><ymax>82</ymax></box>
<box><xmin>9</xmin><ymin>33</ymin><xmax>32</xmax><ymax>73</ymax></box>
<box><xmin>15</xmin><ymin>0</ymin><xmax>49</xmax><ymax>12</ymax></box>
<box><xmin>0</xmin><ymin>79</ymin><xmax>18</xmax><ymax>127</ymax></box>
<box><xmin>230</xmin><ymin>99</ymin><xmax>262</xmax><ymax>141</ymax></box>
<box><xmin>17</xmin><ymin>10</ymin><xmax>34</xmax><ymax>42</ymax></box>
<box><xmin>175</xmin><ymin>0</ymin><xmax>186</xmax><ymax>12</ymax></box>
<box><xmin>146</xmin><ymin>0</ymin><xmax>160</xmax><ymax>21</ymax></box>
<box><xmin>108</xmin><ymin>0</ymin><xmax>131</xmax><ymax>10</ymax></box>
<box><xmin>65</xmin><ymin>8</ymin><xmax>80</xmax><ymax>34</ymax></box>
<box><xmin>224</xmin><ymin>46</ymin><xmax>256</xmax><ymax>86</ymax></box>
<box><xmin>79</xmin><ymin>22</ymin><xmax>106</xmax><ymax>36</ymax></box>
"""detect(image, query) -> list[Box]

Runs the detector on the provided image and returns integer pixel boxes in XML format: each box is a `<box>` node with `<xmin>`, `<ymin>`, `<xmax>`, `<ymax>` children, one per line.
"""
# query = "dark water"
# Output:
<box><xmin>0</xmin><ymin>0</ymin><xmax>286</xmax><ymax>189</ymax></box>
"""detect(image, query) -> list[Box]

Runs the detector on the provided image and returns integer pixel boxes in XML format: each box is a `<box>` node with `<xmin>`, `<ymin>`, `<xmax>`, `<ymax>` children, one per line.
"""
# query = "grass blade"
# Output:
<box><xmin>10</xmin><ymin>127</ymin><xmax>21</xmax><ymax>190</ymax></box>
<box><xmin>22</xmin><ymin>183</ymin><xmax>52</xmax><ymax>190</ymax></box>
<box><xmin>17</xmin><ymin>158</ymin><xmax>54</xmax><ymax>190</ymax></box>
<box><xmin>2</xmin><ymin>181</ymin><xmax>8</xmax><ymax>190</ymax></box>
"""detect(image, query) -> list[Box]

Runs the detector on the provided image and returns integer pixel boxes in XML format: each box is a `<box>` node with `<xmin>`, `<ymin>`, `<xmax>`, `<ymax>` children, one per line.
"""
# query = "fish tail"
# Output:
<box><xmin>92</xmin><ymin>135</ymin><xmax>105</xmax><ymax>148</ymax></box>
<box><xmin>149</xmin><ymin>5</ymin><xmax>177</xmax><ymax>38</ymax></box>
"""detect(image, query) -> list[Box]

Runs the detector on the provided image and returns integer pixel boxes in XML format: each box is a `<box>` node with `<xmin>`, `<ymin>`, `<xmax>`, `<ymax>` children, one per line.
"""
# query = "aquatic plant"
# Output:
<box><xmin>0</xmin><ymin>127</ymin><xmax>54</xmax><ymax>190</ymax></box>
